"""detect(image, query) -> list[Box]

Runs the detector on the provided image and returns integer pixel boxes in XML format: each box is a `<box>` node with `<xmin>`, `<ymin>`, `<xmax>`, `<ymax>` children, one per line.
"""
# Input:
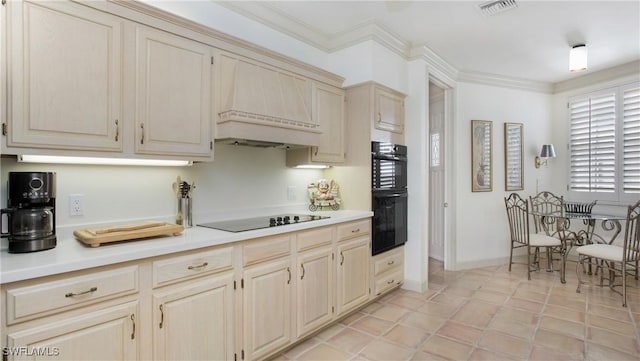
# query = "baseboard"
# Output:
<box><xmin>452</xmin><ymin>257</ymin><xmax>511</xmax><ymax>271</ymax></box>
<box><xmin>401</xmin><ymin>279</ymin><xmax>428</xmax><ymax>292</ymax></box>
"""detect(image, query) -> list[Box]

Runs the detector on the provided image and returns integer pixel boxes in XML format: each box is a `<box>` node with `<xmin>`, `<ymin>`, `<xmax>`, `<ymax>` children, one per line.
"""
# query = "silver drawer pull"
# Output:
<box><xmin>351</xmin><ymin>228</ymin><xmax>360</xmax><ymax>233</ymax></box>
<box><xmin>65</xmin><ymin>286</ymin><xmax>98</xmax><ymax>298</ymax></box>
<box><xmin>188</xmin><ymin>262</ymin><xmax>209</xmax><ymax>270</ymax></box>
<box><xmin>387</xmin><ymin>279</ymin><xmax>395</xmax><ymax>285</ymax></box>
<box><xmin>387</xmin><ymin>260</ymin><xmax>395</xmax><ymax>265</ymax></box>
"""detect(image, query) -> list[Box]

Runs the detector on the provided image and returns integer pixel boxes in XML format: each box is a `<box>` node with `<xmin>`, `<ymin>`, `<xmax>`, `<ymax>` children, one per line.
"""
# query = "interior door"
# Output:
<box><xmin>429</xmin><ymin>84</ymin><xmax>446</xmax><ymax>261</ymax></box>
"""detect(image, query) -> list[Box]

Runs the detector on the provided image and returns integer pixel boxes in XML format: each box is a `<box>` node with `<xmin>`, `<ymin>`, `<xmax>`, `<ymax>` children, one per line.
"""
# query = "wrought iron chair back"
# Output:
<box><xmin>505</xmin><ymin>193</ymin><xmax>530</xmax><ymax>246</ymax></box>
<box><xmin>529</xmin><ymin>191</ymin><xmax>563</xmax><ymax>235</ymax></box>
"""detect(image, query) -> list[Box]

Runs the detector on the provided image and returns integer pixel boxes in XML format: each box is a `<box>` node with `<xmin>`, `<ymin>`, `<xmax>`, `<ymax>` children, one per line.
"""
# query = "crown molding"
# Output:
<box><xmin>553</xmin><ymin>60</ymin><xmax>640</xmax><ymax>94</ymax></box>
<box><xmin>409</xmin><ymin>45</ymin><xmax>458</xmax><ymax>86</ymax></box>
<box><xmin>214</xmin><ymin>1</ymin><xmax>331</xmax><ymax>51</ymax></box>
<box><xmin>457</xmin><ymin>72</ymin><xmax>554</xmax><ymax>93</ymax></box>
<box><xmin>328</xmin><ymin>20</ymin><xmax>410</xmax><ymax>58</ymax></box>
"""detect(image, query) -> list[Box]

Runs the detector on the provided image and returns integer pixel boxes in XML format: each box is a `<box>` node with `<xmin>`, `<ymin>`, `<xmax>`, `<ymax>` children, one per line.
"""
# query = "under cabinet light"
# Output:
<box><xmin>18</xmin><ymin>155</ymin><xmax>192</xmax><ymax>167</ymax></box>
<box><xmin>294</xmin><ymin>164</ymin><xmax>330</xmax><ymax>169</ymax></box>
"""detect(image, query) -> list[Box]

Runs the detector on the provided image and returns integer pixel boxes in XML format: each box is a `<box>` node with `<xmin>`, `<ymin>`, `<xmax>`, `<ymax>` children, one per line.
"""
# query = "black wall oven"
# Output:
<box><xmin>371</xmin><ymin>141</ymin><xmax>408</xmax><ymax>256</ymax></box>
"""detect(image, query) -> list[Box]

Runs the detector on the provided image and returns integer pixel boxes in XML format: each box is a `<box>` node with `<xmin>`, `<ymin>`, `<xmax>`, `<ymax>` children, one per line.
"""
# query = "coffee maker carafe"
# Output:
<box><xmin>1</xmin><ymin>172</ymin><xmax>57</xmax><ymax>253</ymax></box>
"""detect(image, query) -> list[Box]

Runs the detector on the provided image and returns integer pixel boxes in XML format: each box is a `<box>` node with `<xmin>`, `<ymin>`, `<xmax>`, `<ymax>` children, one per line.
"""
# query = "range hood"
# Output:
<box><xmin>215</xmin><ymin>138</ymin><xmax>306</xmax><ymax>149</ymax></box>
<box><xmin>216</xmin><ymin>52</ymin><xmax>321</xmax><ymax>147</ymax></box>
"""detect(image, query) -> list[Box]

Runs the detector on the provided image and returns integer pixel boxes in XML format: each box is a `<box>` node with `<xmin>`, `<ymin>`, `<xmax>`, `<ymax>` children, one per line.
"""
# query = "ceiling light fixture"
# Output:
<box><xmin>569</xmin><ymin>44</ymin><xmax>587</xmax><ymax>72</ymax></box>
<box><xmin>18</xmin><ymin>155</ymin><xmax>192</xmax><ymax>167</ymax></box>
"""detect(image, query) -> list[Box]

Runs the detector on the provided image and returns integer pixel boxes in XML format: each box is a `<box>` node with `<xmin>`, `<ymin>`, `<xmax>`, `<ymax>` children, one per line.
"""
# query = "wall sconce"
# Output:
<box><xmin>569</xmin><ymin>44</ymin><xmax>587</xmax><ymax>72</ymax></box>
<box><xmin>535</xmin><ymin>144</ymin><xmax>556</xmax><ymax>168</ymax></box>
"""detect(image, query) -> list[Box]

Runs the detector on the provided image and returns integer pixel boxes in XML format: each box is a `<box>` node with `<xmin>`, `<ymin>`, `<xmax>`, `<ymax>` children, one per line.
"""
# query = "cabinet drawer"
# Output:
<box><xmin>153</xmin><ymin>246</ymin><xmax>233</xmax><ymax>287</ymax></box>
<box><xmin>337</xmin><ymin>219</ymin><xmax>370</xmax><ymax>241</ymax></box>
<box><xmin>373</xmin><ymin>247</ymin><xmax>404</xmax><ymax>276</ymax></box>
<box><xmin>243</xmin><ymin>234</ymin><xmax>292</xmax><ymax>266</ymax></box>
<box><xmin>374</xmin><ymin>269</ymin><xmax>403</xmax><ymax>297</ymax></box>
<box><xmin>6</xmin><ymin>266</ymin><xmax>138</xmax><ymax>325</ymax></box>
<box><xmin>297</xmin><ymin>227</ymin><xmax>333</xmax><ymax>252</ymax></box>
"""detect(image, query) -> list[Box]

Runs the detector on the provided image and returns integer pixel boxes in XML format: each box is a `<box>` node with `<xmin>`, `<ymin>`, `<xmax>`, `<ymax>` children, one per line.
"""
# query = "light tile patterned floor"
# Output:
<box><xmin>270</xmin><ymin>258</ymin><xmax>640</xmax><ymax>360</ymax></box>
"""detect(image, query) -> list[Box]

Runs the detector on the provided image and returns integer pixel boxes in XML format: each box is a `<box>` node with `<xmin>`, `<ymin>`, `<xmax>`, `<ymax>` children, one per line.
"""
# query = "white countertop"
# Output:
<box><xmin>0</xmin><ymin>210</ymin><xmax>372</xmax><ymax>284</ymax></box>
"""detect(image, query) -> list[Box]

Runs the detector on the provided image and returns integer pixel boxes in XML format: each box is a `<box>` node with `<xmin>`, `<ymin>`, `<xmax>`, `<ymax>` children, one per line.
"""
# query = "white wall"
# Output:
<box><xmin>453</xmin><ymin>82</ymin><xmax>553</xmax><ymax>268</ymax></box>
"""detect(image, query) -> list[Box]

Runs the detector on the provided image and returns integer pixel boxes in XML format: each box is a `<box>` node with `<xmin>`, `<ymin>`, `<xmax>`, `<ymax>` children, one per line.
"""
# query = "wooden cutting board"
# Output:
<box><xmin>74</xmin><ymin>221</ymin><xmax>184</xmax><ymax>247</ymax></box>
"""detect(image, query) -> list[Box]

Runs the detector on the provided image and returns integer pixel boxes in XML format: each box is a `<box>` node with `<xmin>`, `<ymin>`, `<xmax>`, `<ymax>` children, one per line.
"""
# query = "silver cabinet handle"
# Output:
<box><xmin>387</xmin><ymin>279</ymin><xmax>395</xmax><ymax>285</ymax></box>
<box><xmin>387</xmin><ymin>260</ymin><xmax>395</xmax><ymax>265</ymax></box>
<box><xmin>300</xmin><ymin>263</ymin><xmax>305</xmax><ymax>280</ymax></box>
<box><xmin>159</xmin><ymin>304</ymin><xmax>164</xmax><ymax>329</ymax></box>
<box><xmin>115</xmin><ymin>119</ymin><xmax>119</xmax><ymax>141</ymax></box>
<box><xmin>287</xmin><ymin>267</ymin><xmax>291</xmax><ymax>284</ymax></box>
<box><xmin>351</xmin><ymin>228</ymin><xmax>360</xmax><ymax>233</ymax></box>
<box><xmin>65</xmin><ymin>286</ymin><xmax>97</xmax><ymax>298</ymax></box>
<box><xmin>188</xmin><ymin>262</ymin><xmax>208</xmax><ymax>270</ymax></box>
<box><xmin>340</xmin><ymin>252</ymin><xmax>344</xmax><ymax>266</ymax></box>
<box><xmin>140</xmin><ymin>123</ymin><xmax>144</xmax><ymax>144</ymax></box>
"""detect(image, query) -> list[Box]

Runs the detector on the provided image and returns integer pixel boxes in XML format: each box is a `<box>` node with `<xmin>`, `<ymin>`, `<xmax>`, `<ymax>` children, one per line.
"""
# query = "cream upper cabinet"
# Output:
<box><xmin>336</xmin><ymin>236</ymin><xmax>370</xmax><ymax>316</ymax></box>
<box><xmin>134</xmin><ymin>25</ymin><xmax>213</xmax><ymax>159</ymax></box>
<box><xmin>152</xmin><ymin>273</ymin><xmax>234</xmax><ymax>361</ymax></box>
<box><xmin>4</xmin><ymin>0</ymin><xmax>123</xmax><ymax>152</ymax></box>
<box><xmin>296</xmin><ymin>245</ymin><xmax>334</xmax><ymax>338</ymax></box>
<box><xmin>374</xmin><ymin>85</ymin><xmax>405</xmax><ymax>134</ymax></box>
<box><xmin>286</xmin><ymin>82</ymin><xmax>345</xmax><ymax>166</ymax></box>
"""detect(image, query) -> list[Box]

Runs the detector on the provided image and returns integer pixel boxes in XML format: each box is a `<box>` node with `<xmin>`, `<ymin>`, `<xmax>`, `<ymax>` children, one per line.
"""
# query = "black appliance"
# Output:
<box><xmin>1</xmin><ymin>172</ymin><xmax>57</xmax><ymax>253</ymax></box>
<box><xmin>198</xmin><ymin>214</ymin><xmax>329</xmax><ymax>233</ymax></box>
<box><xmin>371</xmin><ymin>142</ymin><xmax>407</xmax><ymax>255</ymax></box>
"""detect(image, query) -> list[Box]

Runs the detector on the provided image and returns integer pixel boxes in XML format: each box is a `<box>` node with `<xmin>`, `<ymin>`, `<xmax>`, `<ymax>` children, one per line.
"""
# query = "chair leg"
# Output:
<box><xmin>622</xmin><ymin>263</ymin><xmax>627</xmax><ymax>307</ymax></box>
<box><xmin>576</xmin><ymin>255</ymin><xmax>583</xmax><ymax>293</ymax></box>
<box><xmin>509</xmin><ymin>241</ymin><xmax>514</xmax><ymax>272</ymax></box>
<box><xmin>527</xmin><ymin>246</ymin><xmax>531</xmax><ymax>280</ymax></box>
<box><xmin>560</xmin><ymin>247</ymin><xmax>566</xmax><ymax>284</ymax></box>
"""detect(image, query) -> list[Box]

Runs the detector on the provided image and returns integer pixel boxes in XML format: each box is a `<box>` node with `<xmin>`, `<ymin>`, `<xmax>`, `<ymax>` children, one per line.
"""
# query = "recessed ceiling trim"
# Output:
<box><xmin>457</xmin><ymin>71</ymin><xmax>553</xmax><ymax>93</ymax></box>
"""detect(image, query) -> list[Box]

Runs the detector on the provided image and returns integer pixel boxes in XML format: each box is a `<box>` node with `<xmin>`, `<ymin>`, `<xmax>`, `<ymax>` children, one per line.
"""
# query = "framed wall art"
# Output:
<box><xmin>471</xmin><ymin>120</ymin><xmax>493</xmax><ymax>192</ymax></box>
<box><xmin>504</xmin><ymin>123</ymin><xmax>524</xmax><ymax>191</ymax></box>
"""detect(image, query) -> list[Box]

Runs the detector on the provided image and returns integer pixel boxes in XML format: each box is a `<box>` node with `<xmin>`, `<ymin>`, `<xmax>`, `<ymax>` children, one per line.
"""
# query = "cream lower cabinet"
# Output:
<box><xmin>241</xmin><ymin>234</ymin><xmax>293</xmax><ymax>361</ymax></box>
<box><xmin>5</xmin><ymin>302</ymin><xmax>138</xmax><ymax>361</ymax></box>
<box><xmin>296</xmin><ymin>246</ymin><xmax>334</xmax><ymax>338</ymax></box>
<box><xmin>336</xmin><ymin>236</ymin><xmax>371</xmax><ymax>316</ymax></box>
<box><xmin>152</xmin><ymin>273</ymin><xmax>234</xmax><ymax>361</ymax></box>
<box><xmin>242</xmin><ymin>258</ymin><xmax>293</xmax><ymax>361</ymax></box>
<box><xmin>371</xmin><ymin>246</ymin><xmax>404</xmax><ymax>297</ymax></box>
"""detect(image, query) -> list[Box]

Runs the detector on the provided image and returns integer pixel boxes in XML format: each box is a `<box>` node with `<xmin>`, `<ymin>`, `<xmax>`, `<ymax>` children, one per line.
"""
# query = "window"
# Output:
<box><xmin>568</xmin><ymin>82</ymin><xmax>640</xmax><ymax>202</ymax></box>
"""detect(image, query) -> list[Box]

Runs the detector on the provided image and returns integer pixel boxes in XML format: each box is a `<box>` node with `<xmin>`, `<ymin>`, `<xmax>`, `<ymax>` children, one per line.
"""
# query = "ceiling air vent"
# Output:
<box><xmin>478</xmin><ymin>0</ymin><xmax>518</xmax><ymax>16</ymax></box>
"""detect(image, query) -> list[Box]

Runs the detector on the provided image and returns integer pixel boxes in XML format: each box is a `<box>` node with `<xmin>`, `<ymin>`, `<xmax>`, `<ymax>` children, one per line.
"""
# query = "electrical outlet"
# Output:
<box><xmin>69</xmin><ymin>195</ymin><xmax>84</xmax><ymax>216</ymax></box>
<box><xmin>287</xmin><ymin>186</ymin><xmax>297</xmax><ymax>201</ymax></box>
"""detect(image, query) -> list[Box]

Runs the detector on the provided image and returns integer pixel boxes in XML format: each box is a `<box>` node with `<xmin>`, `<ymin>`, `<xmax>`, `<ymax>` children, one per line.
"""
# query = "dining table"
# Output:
<box><xmin>529</xmin><ymin>209</ymin><xmax>627</xmax><ymax>284</ymax></box>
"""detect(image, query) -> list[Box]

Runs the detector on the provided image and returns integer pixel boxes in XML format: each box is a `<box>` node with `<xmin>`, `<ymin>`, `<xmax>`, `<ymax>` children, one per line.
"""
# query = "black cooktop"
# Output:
<box><xmin>198</xmin><ymin>214</ymin><xmax>329</xmax><ymax>232</ymax></box>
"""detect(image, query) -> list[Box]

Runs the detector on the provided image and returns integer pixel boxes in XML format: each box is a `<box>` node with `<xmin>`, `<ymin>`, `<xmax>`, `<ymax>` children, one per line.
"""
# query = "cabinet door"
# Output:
<box><xmin>243</xmin><ymin>259</ymin><xmax>292</xmax><ymax>360</ymax></box>
<box><xmin>374</xmin><ymin>87</ymin><xmax>404</xmax><ymax>134</ymax></box>
<box><xmin>153</xmin><ymin>273</ymin><xmax>234</xmax><ymax>361</ymax></box>
<box><xmin>296</xmin><ymin>246</ymin><xmax>334</xmax><ymax>338</ymax></box>
<box><xmin>6</xmin><ymin>302</ymin><xmax>137</xmax><ymax>361</ymax></box>
<box><xmin>135</xmin><ymin>25</ymin><xmax>212</xmax><ymax>158</ymax></box>
<box><xmin>312</xmin><ymin>83</ymin><xmax>345</xmax><ymax>163</ymax></box>
<box><xmin>336</xmin><ymin>236</ymin><xmax>370</xmax><ymax>315</ymax></box>
<box><xmin>5</xmin><ymin>0</ymin><xmax>122</xmax><ymax>151</ymax></box>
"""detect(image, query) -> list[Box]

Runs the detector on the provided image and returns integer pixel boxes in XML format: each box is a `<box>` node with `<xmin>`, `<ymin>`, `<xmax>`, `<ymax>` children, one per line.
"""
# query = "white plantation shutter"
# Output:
<box><xmin>623</xmin><ymin>85</ymin><xmax>640</xmax><ymax>194</ymax></box>
<box><xmin>569</xmin><ymin>91</ymin><xmax>616</xmax><ymax>193</ymax></box>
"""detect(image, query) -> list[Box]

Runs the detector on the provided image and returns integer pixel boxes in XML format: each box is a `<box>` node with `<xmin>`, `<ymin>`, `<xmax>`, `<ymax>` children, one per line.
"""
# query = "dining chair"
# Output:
<box><xmin>529</xmin><ymin>191</ymin><xmax>564</xmax><ymax>270</ymax></box>
<box><xmin>504</xmin><ymin>193</ymin><xmax>565</xmax><ymax>281</ymax></box>
<box><xmin>576</xmin><ymin>200</ymin><xmax>640</xmax><ymax>307</ymax></box>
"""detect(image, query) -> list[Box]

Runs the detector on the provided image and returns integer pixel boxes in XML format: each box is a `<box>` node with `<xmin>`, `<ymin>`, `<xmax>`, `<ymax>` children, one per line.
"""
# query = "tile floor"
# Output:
<box><xmin>269</xmin><ymin>258</ymin><xmax>640</xmax><ymax>360</ymax></box>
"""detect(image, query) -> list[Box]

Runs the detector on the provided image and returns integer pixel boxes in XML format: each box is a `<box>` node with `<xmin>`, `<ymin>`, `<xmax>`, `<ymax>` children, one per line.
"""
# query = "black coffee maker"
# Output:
<box><xmin>1</xmin><ymin>172</ymin><xmax>57</xmax><ymax>253</ymax></box>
